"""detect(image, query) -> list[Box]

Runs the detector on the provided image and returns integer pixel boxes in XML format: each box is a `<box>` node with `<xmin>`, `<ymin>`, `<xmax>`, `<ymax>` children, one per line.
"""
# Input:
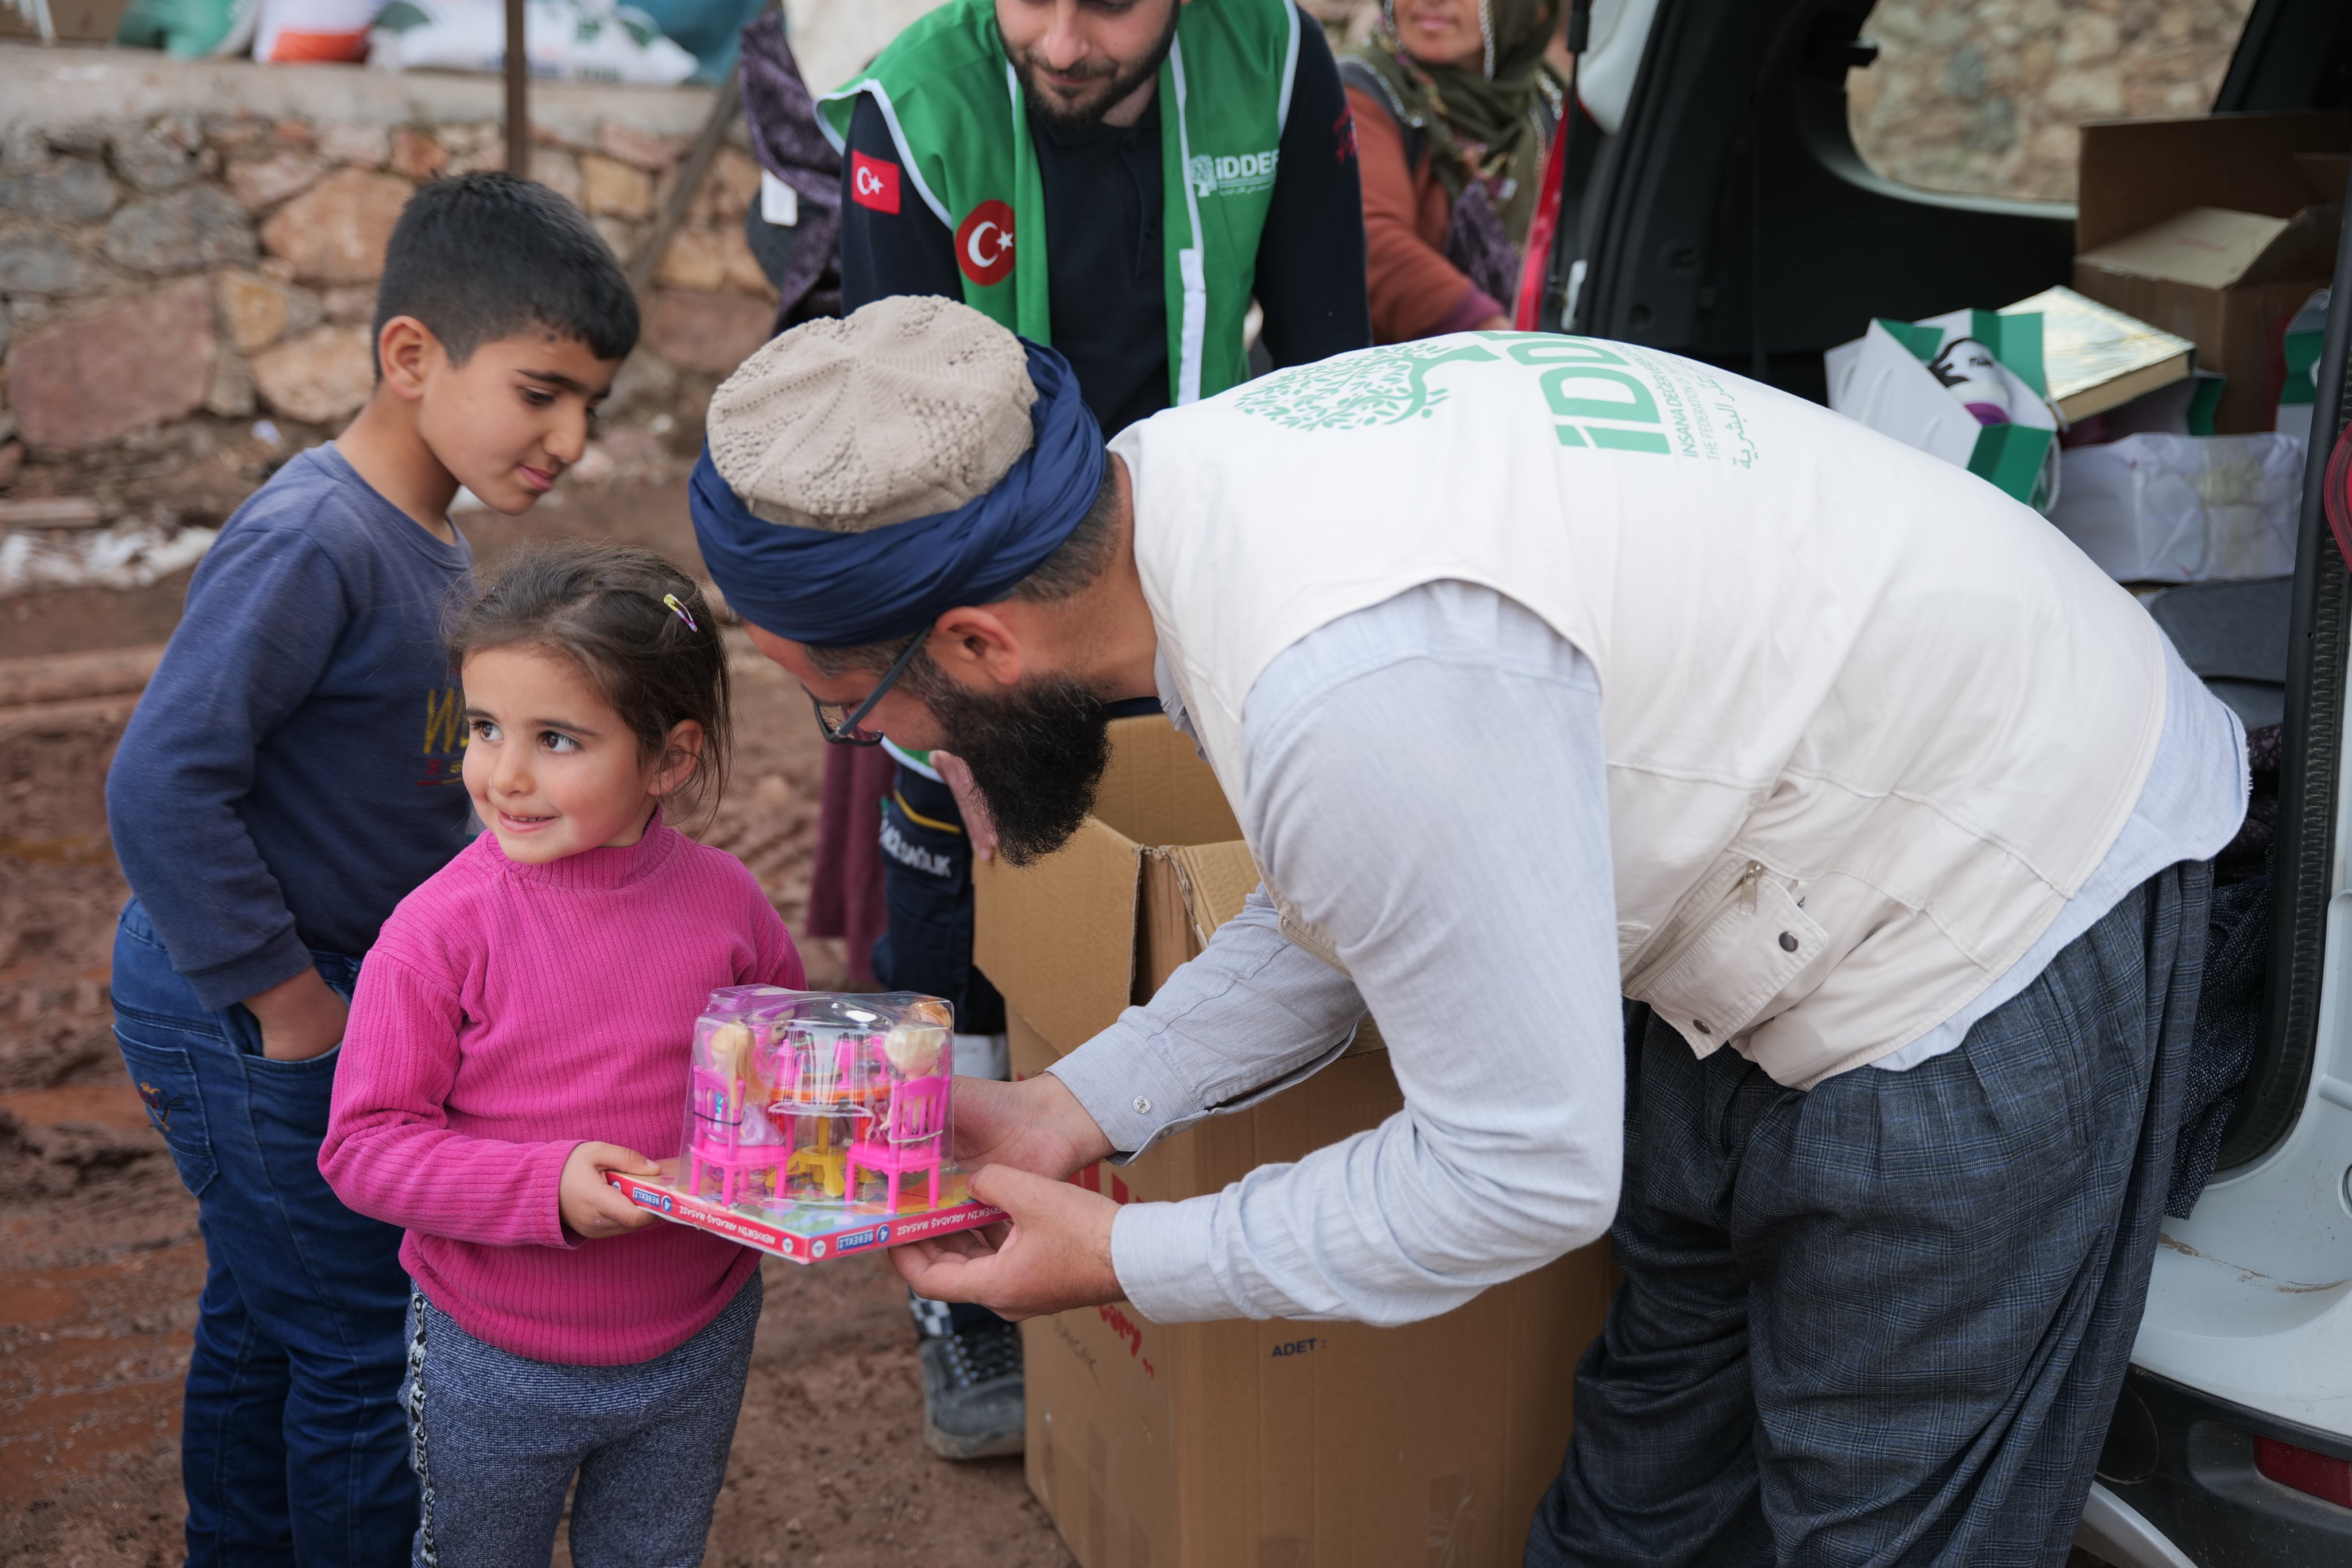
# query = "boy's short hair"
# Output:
<box><xmin>373</xmin><ymin>172</ymin><xmax>639</xmax><ymax>370</ymax></box>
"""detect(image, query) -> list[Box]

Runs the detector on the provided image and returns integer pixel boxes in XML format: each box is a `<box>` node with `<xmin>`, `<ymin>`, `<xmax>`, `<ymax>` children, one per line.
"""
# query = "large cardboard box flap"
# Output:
<box><xmin>974</xmin><ymin>715</ymin><xmax>1243</xmax><ymax>1052</ymax></box>
<box><xmin>2075</xmin><ymin>111</ymin><xmax>2352</xmax><ymax>253</ymax></box>
<box><xmin>2078</xmin><ymin>205</ymin><xmax>2338</xmax><ymax>294</ymax></box>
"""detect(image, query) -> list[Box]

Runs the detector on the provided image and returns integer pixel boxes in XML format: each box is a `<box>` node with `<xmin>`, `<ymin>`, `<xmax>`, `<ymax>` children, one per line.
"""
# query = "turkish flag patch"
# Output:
<box><xmin>850</xmin><ymin>151</ymin><xmax>902</xmax><ymax>214</ymax></box>
<box><xmin>955</xmin><ymin>199</ymin><xmax>1016</xmax><ymax>287</ymax></box>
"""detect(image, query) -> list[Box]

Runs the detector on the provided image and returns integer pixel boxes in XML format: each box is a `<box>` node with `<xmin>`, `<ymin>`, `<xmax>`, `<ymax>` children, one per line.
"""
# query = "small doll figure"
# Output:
<box><xmin>884</xmin><ymin>1022</ymin><xmax>949</xmax><ymax>1079</ymax></box>
<box><xmin>706</xmin><ymin>1020</ymin><xmax>761</xmax><ymax>1093</ymax></box>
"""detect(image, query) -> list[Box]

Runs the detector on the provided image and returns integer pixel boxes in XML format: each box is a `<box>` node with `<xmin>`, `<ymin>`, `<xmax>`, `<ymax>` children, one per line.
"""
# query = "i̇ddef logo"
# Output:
<box><xmin>956</xmin><ymin>200</ymin><xmax>1015</xmax><ymax>287</ymax></box>
<box><xmin>850</xmin><ymin>151</ymin><xmax>900</xmax><ymax>214</ymax></box>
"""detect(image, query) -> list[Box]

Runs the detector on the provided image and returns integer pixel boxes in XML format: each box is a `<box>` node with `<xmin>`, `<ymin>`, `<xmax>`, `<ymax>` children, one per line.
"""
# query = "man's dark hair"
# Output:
<box><xmin>373</xmin><ymin>171</ymin><xmax>639</xmax><ymax>370</ymax></box>
<box><xmin>804</xmin><ymin>460</ymin><xmax>1124</xmax><ymax>680</ymax></box>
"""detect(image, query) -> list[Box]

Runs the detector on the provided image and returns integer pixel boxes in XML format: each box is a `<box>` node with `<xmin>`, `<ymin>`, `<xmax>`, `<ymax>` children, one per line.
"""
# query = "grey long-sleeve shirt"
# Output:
<box><xmin>1045</xmin><ymin>578</ymin><xmax>2242</xmax><ymax>1326</ymax></box>
<box><xmin>1047</xmin><ymin>581</ymin><xmax>1626</xmax><ymax>1325</ymax></box>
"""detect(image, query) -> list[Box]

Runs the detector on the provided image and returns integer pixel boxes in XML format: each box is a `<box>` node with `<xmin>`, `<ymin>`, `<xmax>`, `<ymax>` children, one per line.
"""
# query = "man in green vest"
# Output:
<box><xmin>810</xmin><ymin>0</ymin><xmax>1371</xmax><ymax>1465</ymax></box>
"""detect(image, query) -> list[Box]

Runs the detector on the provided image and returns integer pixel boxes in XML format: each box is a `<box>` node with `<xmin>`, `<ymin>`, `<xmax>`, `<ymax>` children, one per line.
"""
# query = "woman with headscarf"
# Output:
<box><xmin>1340</xmin><ymin>0</ymin><xmax>1566</xmax><ymax>342</ymax></box>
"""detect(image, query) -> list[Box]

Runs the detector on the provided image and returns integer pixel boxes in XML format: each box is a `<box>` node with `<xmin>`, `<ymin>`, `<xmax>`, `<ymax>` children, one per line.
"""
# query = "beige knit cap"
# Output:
<box><xmin>705</xmin><ymin>296</ymin><xmax>1038</xmax><ymax>533</ymax></box>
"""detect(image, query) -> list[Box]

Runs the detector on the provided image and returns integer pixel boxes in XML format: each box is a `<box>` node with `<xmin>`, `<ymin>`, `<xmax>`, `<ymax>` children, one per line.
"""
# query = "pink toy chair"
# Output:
<box><xmin>684</xmin><ymin>1067</ymin><xmax>790</xmax><ymax>1206</ymax></box>
<box><xmin>758</xmin><ymin>1043</ymin><xmax>803</xmax><ymax>1141</ymax></box>
<box><xmin>843</xmin><ymin>1075</ymin><xmax>949</xmax><ymax>1214</ymax></box>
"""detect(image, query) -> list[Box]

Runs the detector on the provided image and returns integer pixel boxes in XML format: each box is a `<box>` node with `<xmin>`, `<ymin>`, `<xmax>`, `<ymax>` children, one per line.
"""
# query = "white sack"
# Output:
<box><xmin>2051</xmin><ymin>432</ymin><xmax>2304</xmax><ymax>583</ymax></box>
<box><xmin>368</xmin><ymin>0</ymin><xmax>697</xmax><ymax>85</ymax></box>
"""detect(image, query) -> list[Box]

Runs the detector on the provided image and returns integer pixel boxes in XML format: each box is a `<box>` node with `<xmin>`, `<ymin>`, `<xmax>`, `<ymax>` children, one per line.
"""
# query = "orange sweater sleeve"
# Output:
<box><xmin>1348</xmin><ymin>84</ymin><xmax>1499</xmax><ymax>344</ymax></box>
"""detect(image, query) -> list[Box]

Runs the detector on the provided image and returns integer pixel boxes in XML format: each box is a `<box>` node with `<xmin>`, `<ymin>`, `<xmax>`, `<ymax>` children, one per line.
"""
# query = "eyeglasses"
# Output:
<box><xmin>808</xmin><ymin>635</ymin><xmax>929</xmax><ymax>746</ymax></box>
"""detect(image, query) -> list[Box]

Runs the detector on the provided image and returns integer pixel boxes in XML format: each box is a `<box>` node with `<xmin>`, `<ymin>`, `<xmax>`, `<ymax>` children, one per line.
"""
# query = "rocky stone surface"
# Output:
<box><xmin>692</xmin><ymin>147</ymin><xmax>763</xmax><ymax>223</ymax></box>
<box><xmin>107</xmin><ymin>117</ymin><xmax>204</xmax><ymax>195</ymax></box>
<box><xmin>581</xmin><ymin>152</ymin><xmax>655</xmax><ymax>220</ymax></box>
<box><xmin>1</xmin><ymin>78</ymin><xmax>791</xmax><ymax>498</ymax></box>
<box><xmin>318</xmin><ymin>122</ymin><xmax>392</xmax><ymax>168</ymax></box>
<box><xmin>0</xmin><ymin>158</ymin><xmax>119</xmax><ymax>224</ymax></box>
<box><xmin>249</xmin><ymin>323</ymin><xmax>374</xmax><ymax>425</ymax></box>
<box><xmin>1848</xmin><ymin>0</ymin><xmax>2257</xmax><ymax>202</ymax></box>
<box><xmin>530</xmin><ymin>146</ymin><xmax>585</xmax><ymax>207</ymax></box>
<box><xmin>657</xmin><ymin>226</ymin><xmax>730</xmax><ymax>292</ymax></box>
<box><xmin>388</xmin><ymin>125</ymin><xmax>450</xmax><ymax>183</ymax></box>
<box><xmin>9</xmin><ymin>277</ymin><xmax>216</xmax><ymax>450</ymax></box>
<box><xmin>655</xmin><ymin>223</ymin><xmax>773</xmax><ymax>296</ymax></box>
<box><xmin>204</xmin><ymin>349</ymin><xmax>258</xmax><ymax>419</ymax></box>
<box><xmin>226</xmin><ymin>150</ymin><xmax>327</xmax><ymax>212</ymax></box>
<box><xmin>322</xmin><ymin>285</ymin><xmax>374</xmax><ymax>324</ymax></box>
<box><xmin>104</xmin><ymin>186</ymin><xmax>257</xmax><ymax>274</ymax></box>
<box><xmin>258</xmin><ymin>168</ymin><xmax>413</xmax><ymax>284</ymax></box>
<box><xmin>595</xmin><ymin>118</ymin><xmax>689</xmax><ymax>172</ymax></box>
<box><xmin>0</xmin><ymin>230</ymin><xmax>102</xmax><ymax>296</ymax></box>
<box><xmin>648</xmin><ymin>289</ymin><xmax>774</xmax><ymax>375</ymax></box>
<box><xmin>213</xmin><ymin>268</ymin><xmax>323</xmax><ymax>355</ymax></box>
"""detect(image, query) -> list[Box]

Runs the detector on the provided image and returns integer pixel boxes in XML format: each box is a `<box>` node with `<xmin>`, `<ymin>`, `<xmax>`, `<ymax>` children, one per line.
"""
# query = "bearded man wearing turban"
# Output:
<box><xmin>695</xmin><ymin>296</ymin><xmax>2247</xmax><ymax>1566</ymax></box>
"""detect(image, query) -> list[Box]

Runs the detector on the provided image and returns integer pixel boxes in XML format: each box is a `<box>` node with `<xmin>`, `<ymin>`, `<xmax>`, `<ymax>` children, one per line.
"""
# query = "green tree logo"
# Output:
<box><xmin>1235</xmin><ymin>343</ymin><xmax>1501</xmax><ymax>430</ymax></box>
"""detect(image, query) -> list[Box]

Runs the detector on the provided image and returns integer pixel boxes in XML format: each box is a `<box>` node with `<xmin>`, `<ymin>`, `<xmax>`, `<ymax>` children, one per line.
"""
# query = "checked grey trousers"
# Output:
<box><xmin>1529</xmin><ymin>860</ymin><xmax>2208</xmax><ymax>1568</ymax></box>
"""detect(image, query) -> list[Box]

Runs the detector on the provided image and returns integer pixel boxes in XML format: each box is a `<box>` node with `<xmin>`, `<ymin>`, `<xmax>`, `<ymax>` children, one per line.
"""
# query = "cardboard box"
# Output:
<box><xmin>2072</xmin><ymin>112</ymin><xmax>2350</xmax><ymax>436</ymax></box>
<box><xmin>976</xmin><ymin>717</ymin><xmax>1619</xmax><ymax>1568</ymax></box>
<box><xmin>0</xmin><ymin>0</ymin><xmax>132</xmax><ymax>41</ymax></box>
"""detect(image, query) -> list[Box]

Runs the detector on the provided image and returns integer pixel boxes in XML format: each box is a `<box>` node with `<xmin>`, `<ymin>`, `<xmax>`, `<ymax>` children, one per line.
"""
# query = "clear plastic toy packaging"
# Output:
<box><xmin>605</xmin><ymin>988</ymin><xmax>1004</xmax><ymax>1263</ymax></box>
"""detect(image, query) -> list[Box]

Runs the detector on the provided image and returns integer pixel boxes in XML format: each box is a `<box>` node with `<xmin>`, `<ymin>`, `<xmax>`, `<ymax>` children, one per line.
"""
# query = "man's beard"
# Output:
<box><xmin>1002</xmin><ymin>1</ymin><xmax>1181</xmax><ymax>131</ymax></box>
<box><xmin>928</xmin><ymin>675</ymin><xmax>1114</xmax><ymax>866</ymax></box>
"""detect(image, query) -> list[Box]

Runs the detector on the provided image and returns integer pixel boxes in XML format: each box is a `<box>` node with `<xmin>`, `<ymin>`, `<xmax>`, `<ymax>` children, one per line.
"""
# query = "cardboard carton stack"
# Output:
<box><xmin>974</xmin><ymin>717</ymin><xmax>1619</xmax><ymax>1568</ymax></box>
<box><xmin>2071</xmin><ymin>111</ymin><xmax>2349</xmax><ymax>436</ymax></box>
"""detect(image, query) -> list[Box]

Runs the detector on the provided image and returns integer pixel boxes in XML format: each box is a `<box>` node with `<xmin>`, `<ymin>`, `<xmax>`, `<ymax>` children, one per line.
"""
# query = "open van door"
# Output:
<box><xmin>1540</xmin><ymin>2</ymin><xmax>2352</xmax><ymax>1561</ymax></box>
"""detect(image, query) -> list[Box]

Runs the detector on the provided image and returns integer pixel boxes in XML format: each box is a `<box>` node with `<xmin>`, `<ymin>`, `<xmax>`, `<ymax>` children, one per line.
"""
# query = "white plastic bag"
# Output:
<box><xmin>2051</xmin><ymin>432</ymin><xmax>2304</xmax><ymax>583</ymax></box>
<box><xmin>367</xmin><ymin>0</ymin><xmax>696</xmax><ymax>85</ymax></box>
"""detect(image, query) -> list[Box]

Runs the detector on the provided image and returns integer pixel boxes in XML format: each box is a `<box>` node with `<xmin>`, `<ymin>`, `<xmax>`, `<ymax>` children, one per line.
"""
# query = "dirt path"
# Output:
<box><xmin>0</xmin><ymin>479</ymin><xmax>1071</xmax><ymax>1567</ymax></box>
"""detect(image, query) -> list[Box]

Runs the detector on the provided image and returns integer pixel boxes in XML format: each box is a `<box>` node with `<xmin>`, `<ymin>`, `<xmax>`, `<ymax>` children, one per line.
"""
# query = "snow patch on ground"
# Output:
<box><xmin>0</xmin><ymin>521</ymin><xmax>218</xmax><ymax>598</ymax></box>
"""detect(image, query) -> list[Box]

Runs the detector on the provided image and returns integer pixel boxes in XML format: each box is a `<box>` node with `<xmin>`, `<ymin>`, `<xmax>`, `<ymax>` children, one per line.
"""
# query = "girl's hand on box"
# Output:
<box><xmin>954</xmin><ymin>1074</ymin><xmax>1112</xmax><ymax>1180</ymax></box>
<box><xmin>559</xmin><ymin>1142</ymin><xmax>660</xmax><ymax>1240</ymax></box>
<box><xmin>889</xmin><ymin>1163</ymin><xmax>1120</xmax><ymax>1318</ymax></box>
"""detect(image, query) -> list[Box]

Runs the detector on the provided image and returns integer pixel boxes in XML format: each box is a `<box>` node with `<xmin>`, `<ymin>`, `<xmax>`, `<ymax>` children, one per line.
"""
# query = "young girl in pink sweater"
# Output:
<box><xmin>321</xmin><ymin>542</ymin><xmax>802</xmax><ymax>1568</ymax></box>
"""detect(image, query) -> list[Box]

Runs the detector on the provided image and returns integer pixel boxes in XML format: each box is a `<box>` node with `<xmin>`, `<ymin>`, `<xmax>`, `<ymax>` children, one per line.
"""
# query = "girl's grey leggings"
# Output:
<box><xmin>401</xmin><ymin>1271</ymin><xmax>761</xmax><ymax>1568</ymax></box>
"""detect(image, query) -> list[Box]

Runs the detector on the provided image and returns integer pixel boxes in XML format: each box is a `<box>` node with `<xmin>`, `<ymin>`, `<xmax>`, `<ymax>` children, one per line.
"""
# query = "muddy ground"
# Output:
<box><xmin>0</xmin><ymin>478</ymin><xmax>1073</xmax><ymax>1567</ymax></box>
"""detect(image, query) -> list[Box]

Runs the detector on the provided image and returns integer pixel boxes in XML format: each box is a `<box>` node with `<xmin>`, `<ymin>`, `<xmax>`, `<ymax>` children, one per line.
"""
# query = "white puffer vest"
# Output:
<box><xmin>1109</xmin><ymin>334</ymin><xmax>2167</xmax><ymax>1087</ymax></box>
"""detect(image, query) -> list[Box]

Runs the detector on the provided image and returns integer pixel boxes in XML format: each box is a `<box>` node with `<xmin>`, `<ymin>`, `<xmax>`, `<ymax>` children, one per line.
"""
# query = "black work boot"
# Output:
<box><xmin>911</xmin><ymin>1295</ymin><xmax>1025</xmax><ymax>1460</ymax></box>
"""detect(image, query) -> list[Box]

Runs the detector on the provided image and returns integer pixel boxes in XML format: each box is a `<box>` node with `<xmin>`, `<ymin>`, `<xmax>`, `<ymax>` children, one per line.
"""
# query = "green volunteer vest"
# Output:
<box><xmin>817</xmin><ymin>0</ymin><xmax>1298</xmax><ymax>406</ymax></box>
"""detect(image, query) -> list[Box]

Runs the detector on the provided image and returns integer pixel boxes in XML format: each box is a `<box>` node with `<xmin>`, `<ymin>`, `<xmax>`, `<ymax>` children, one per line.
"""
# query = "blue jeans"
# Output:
<box><xmin>111</xmin><ymin>899</ymin><xmax>416</xmax><ymax>1568</ymax></box>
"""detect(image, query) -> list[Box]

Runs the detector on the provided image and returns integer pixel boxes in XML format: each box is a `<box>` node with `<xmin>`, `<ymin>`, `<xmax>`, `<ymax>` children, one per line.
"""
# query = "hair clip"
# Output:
<box><xmin>662</xmin><ymin>593</ymin><xmax>698</xmax><ymax>633</ymax></box>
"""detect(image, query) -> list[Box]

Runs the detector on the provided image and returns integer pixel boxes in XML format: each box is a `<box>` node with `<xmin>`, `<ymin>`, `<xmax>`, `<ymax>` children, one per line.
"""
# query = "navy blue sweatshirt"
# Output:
<box><xmin>107</xmin><ymin>445</ymin><xmax>475</xmax><ymax>1011</ymax></box>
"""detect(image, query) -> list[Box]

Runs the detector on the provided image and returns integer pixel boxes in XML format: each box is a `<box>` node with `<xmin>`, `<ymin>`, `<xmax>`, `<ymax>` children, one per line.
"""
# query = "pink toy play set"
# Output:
<box><xmin>606</xmin><ymin>987</ymin><xmax>1004</xmax><ymax>1263</ymax></box>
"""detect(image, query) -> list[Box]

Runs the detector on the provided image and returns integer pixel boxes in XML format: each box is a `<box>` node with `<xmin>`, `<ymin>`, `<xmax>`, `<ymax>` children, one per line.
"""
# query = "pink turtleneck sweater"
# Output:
<box><xmin>321</xmin><ymin>820</ymin><xmax>803</xmax><ymax>1365</ymax></box>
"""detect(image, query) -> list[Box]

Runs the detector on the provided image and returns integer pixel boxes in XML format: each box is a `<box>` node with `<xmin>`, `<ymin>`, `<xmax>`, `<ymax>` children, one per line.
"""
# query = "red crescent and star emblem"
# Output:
<box><xmin>955</xmin><ymin>199</ymin><xmax>1016</xmax><ymax>287</ymax></box>
<box><xmin>850</xmin><ymin>150</ymin><xmax>901</xmax><ymax>214</ymax></box>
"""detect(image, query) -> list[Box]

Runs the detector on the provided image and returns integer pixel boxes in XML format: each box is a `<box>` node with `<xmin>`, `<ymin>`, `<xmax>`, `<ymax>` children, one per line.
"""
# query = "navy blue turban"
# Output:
<box><xmin>689</xmin><ymin>342</ymin><xmax>1107</xmax><ymax>647</ymax></box>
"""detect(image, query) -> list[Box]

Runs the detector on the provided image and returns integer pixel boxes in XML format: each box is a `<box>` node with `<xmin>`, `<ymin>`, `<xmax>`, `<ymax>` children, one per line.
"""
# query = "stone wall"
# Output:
<box><xmin>0</xmin><ymin>0</ymin><xmax>2261</xmax><ymax>534</ymax></box>
<box><xmin>0</xmin><ymin>49</ymin><xmax>778</xmax><ymax>533</ymax></box>
<box><xmin>1847</xmin><ymin>0</ymin><xmax>2257</xmax><ymax>204</ymax></box>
